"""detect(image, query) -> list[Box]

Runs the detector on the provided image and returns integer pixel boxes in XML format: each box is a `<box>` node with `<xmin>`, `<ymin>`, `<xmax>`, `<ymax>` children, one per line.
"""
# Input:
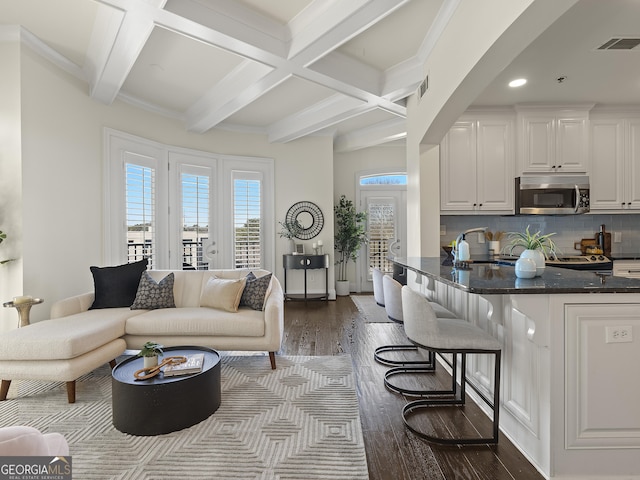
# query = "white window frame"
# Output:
<box><xmin>104</xmin><ymin>129</ymin><xmax>274</xmax><ymax>271</ymax></box>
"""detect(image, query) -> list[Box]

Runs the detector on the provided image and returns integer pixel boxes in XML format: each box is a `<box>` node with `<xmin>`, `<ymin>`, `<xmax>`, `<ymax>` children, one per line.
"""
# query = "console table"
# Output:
<box><xmin>283</xmin><ymin>254</ymin><xmax>329</xmax><ymax>302</ymax></box>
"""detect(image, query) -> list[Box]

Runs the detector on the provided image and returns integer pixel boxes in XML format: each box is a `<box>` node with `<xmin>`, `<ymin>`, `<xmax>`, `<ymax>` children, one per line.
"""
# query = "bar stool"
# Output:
<box><xmin>396</xmin><ymin>286</ymin><xmax>502</xmax><ymax>445</ymax></box>
<box><xmin>372</xmin><ymin>267</ymin><xmax>385</xmax><ymax>307</ymax></box>
<box><xmin>374</xmin><ymin>274</ymin><xmax>457</xmax><ymax>367</ymax></box>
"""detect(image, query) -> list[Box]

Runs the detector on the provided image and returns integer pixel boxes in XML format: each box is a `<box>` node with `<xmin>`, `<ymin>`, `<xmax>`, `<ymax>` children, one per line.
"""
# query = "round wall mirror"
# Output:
<box><xmin>286</xmin><ymin>201</ymin><xmax>324</xmax><ymax>240</ymax></box>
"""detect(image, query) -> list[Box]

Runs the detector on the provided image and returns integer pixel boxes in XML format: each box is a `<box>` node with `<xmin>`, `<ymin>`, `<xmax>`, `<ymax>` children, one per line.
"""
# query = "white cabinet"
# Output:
<box><xmin>516</xmin><ymin>106</ymin><xmax>591</xmax><ymax>174</ymax></box>
<box><xmin>440</xmin><ymin>115</ymin><xmax>514</xmax><ymax>214</ymax></box>
<box><xmin>590</xmin><ymin>115</ymin><xmax>640</xmax><ymax>211</ymax></box>
<box><xmin>613</xmin><ymin>260</ymin><xmax>640</xmax><ymax>278</ymax></box>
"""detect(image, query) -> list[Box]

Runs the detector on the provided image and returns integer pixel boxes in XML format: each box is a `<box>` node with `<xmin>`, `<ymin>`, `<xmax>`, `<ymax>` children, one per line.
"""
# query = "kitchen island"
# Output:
<box><xmin>391</xmin><ymin>257</ymin><xmax>640</xmax><ymax>480</ymax></box>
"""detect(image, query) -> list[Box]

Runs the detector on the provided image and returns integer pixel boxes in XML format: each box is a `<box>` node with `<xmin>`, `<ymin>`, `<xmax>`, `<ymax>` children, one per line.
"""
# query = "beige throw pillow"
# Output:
<box><xmin>200</xmin><ymin>276</ymin><xmax>247</xmax><ymax>312</ymax></box>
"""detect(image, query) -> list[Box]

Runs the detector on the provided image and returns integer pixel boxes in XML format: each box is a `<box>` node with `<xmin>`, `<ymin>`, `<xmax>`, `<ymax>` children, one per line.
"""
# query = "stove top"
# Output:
<box><xmin>546</xmin><ymin>255</ymin><xmax>613</xmax><ymax>271</ymax></box>
<box><xmin>546</xmin><ymin>255</ymin><xmax>611</xmax><ymax>265</ymax></box>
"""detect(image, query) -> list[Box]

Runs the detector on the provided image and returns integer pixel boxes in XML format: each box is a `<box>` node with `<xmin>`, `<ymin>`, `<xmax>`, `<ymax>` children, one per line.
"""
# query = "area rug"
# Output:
<box><xmin>351</xmin><ymin>295</ymin><xmax>392</xmax><ymax>323</ymax></box>
<box><xmin>0</xmin><ymin>355</ymin><xmax>369</xmax><ymax>480</ymax></box>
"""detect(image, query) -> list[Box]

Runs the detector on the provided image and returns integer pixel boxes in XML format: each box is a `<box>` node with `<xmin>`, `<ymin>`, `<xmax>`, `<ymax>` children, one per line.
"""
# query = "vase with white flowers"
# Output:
<box><xmin>506</xmin><ymin>225</ymin><xmax>557</xmax><ymax>277</ymax></box>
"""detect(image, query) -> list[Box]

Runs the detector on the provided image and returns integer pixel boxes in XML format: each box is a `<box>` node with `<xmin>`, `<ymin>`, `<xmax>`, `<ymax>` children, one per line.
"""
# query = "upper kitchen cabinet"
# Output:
<box><xmin>516</xmin><ymin>105</ymin><xmax>593</xmax><ymax>174</ymax></box>
<box><xmin>590</xmin><ymin>113</ymin><xmax>640</xmax><ymax>211</ymax></box>
<box><xmin>441</xmin><ymin>113</ymin><xmax>514</xmax><ymax>214</ymax></box>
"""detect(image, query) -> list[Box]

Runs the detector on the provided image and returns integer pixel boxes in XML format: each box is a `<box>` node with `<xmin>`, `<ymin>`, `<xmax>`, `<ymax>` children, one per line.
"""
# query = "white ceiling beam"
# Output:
<box><xmin>288</xmin><ymin>0</ymin><xmax>409</xmax><ymax>65</ymax></box>
<box><xmin>186</xmin><ymin>62</ymin><xmax>283</xmax><ymax>134</ymax></box>
<box><xmin>309</xmin><ymin>51</ymin><xmax>383</xmax><ymax>97</ymax></box>
<box><xmin>93</xmin><ymin>0</ymin><xmax>411</xmax><ymax>141</ymax></box>
<box><xmin>267</xmin><ymin>94</ymin><xmax>368</xmax><ymax>144</ymax></box>
<box><xmin>334</xmin><ymin>118</ymin><xmax>406</xmax><ymax>152</ymax></box>
<box><xmin>163</xmin><ymin>0</ymin><xmax>286</xmax><ymax>57</ymax></box>
<box><xmin>89</xmin><ymin>0</ymin><xmax>166</xmax><ymax>105</ymax></box>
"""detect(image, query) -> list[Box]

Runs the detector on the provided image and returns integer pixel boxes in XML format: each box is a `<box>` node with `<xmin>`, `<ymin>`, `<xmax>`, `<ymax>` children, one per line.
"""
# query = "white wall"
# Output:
<box><xmin>0</xmin><ymin>40</ymin><xmax>23</xmax><ymax>329</ymax></box>
<box><xmin>0</xmin><ymin>43</ymin><xmax>334</xmax><ymax>329</ymax></box>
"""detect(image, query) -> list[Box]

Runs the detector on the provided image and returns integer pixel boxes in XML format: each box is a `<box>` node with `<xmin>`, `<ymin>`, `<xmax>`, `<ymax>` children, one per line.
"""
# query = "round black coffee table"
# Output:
<box><xmin>112</xmin><ymin>346</ymin><xmax>221</xmax><ymax>436</ymax></box>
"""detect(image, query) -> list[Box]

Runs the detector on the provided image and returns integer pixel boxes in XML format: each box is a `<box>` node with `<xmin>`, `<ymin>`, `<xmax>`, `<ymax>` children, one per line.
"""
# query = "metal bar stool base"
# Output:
<box><xmin>374</xmin><ymin>345</ymin><xmax>435</xmax><ymax>367</ymax></box>
<box><xmin>384</xmin><ymin>352</ymin><xmax>458</xmax><ymax>397</ymax></box>
<box><xmin>400</xmin><ymin>352</ymin><xmax>501</xmax><ymax>445</ymax></box>
<box><xmin>402</xmin><ymin>399</ymin><xmax>498</xmax><ymax>445</ymax></box>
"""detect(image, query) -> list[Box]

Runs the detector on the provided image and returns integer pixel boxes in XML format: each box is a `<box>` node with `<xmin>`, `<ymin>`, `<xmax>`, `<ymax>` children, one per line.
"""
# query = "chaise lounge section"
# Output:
<box><xmin>0</xmin><ymin>268</ymin><xmax>284</xmax><ymax>403</ymax></box>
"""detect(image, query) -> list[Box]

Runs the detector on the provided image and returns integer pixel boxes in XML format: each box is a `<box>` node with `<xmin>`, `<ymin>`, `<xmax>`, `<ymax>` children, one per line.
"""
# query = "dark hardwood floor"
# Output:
<box><xmin>280</xmin><ymin>295</ymin><xmax>544</xmax><ymax>480</ymax></box>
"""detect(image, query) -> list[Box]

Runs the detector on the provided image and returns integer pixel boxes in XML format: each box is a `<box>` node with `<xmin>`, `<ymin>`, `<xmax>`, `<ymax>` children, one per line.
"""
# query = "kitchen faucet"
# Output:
<box><xmin>454</xmin><ymin>227</ymin><xmax>488</xmax><ymax>263</ymax></box>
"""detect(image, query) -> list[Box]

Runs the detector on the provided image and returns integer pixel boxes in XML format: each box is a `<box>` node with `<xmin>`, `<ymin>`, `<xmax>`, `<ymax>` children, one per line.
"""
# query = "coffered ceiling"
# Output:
<box><xmin>2</xmin><ymin>0</ymin><xmax>640</xmax><ymax>152</ymax></box>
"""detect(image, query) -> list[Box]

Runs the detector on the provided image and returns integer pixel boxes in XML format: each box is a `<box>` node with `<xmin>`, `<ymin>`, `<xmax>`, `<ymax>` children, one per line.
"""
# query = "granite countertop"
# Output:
<box><xmin>391</xmin><ymin>256</ymin><xmax>640</xmax><ymax>294</ymax></box>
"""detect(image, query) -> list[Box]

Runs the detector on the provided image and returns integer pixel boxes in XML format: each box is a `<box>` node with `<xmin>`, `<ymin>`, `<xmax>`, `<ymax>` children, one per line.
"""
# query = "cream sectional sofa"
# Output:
<box><xmin>0</xmin><ymin>268</ymin><xmax>283</xmax><ymax>403</ymax></box>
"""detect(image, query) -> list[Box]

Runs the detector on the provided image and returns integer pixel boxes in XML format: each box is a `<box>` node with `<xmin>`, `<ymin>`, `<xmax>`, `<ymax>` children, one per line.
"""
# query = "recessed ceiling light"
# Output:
<box><xmin>509</xmin><ymin>78</ymin><xmax>527</xmax><ymax>88</ymax></box>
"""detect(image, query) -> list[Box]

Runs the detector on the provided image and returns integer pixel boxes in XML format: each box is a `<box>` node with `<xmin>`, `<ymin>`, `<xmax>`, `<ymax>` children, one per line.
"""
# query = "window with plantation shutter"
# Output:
<box><xmin>367</xmin><ymin>200</ymin><xmax>396</xmax><ymax>274</ymax></box>
<box><xmin>233</xmin><ymin>174</ymin><xmax>262</xmax><ymax>269</ymax></box>
<box><xmin>125</xmin><ymin>161</ymin><xmax>157</xmax><ymax>268</ymax></box>
<box><xmin>106</xmin><ymin>129</ymin><xmax>274</xmax><ymax>272</ymax></box>
<box><xmin>181</xmin><ymin>171</ymin><xmax>210</xmax><ymax>270</ymax></box>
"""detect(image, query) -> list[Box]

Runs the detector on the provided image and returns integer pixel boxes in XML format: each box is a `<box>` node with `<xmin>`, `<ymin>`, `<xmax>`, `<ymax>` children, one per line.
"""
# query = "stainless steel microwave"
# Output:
<box><xmin>515</xmin><ymin>175</ymin><xmax>590</xmax><ymax>215</ymax></box>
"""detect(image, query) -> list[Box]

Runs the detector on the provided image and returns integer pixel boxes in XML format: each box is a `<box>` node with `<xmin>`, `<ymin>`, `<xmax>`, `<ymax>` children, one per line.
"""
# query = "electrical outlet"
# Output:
<box><xmin>478</xmin><ymin>232</ymin><xmax>485</xmax><ymax>244</ymax></box>
<box><xmin>605</xmin><ymin>325</ymin><xmax>633</xmax><ymax>343</ymax></box>
<box><xmin>440</xmin><ymin>225</ymin><xmax>446</xmax><ymax>235</ymax></box>
<box><xmin>614</xmin><ymin>231</ymin><xmax>622</xmax><ymax>243</ymax></box>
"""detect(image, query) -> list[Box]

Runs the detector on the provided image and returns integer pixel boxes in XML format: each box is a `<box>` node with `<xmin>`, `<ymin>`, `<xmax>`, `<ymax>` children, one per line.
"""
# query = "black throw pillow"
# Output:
<box><xmin>89</xmin><ymin>258</ymin><xmax>148</xmax><ymax>309</ymax></box>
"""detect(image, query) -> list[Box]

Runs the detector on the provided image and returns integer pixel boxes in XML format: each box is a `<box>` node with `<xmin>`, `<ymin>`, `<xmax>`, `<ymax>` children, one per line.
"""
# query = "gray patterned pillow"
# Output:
<box><xmin>131</xmin><ymin>271</ymin><xmax>176</xmax><ymax>310</ymax></box>
<box><xmin>240</xmin><ymin>272</ymin><xmax>272</xmax><ymax>310</ymax></box>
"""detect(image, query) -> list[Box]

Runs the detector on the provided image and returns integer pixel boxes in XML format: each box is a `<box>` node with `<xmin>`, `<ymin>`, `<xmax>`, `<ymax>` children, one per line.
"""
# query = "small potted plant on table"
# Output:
<box><xmin>137</xmin><ymin>341</ymin><xmax>164</xmax><ymax>369</ymax></box>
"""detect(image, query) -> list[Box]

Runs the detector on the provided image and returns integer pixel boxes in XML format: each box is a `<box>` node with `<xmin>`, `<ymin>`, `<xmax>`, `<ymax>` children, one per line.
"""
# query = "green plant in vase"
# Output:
<box><xmin>506</xmin><ymin>225</ymin><xmax>557</xmax><ymax>276</ymax></box>
<box><xmin>137</xmin><ymin>341</ymin><xmax>164</xmax><ymax>368</ymax></box>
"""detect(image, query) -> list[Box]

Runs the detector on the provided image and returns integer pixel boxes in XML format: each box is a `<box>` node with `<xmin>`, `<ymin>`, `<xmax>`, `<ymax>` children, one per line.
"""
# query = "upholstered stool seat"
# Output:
<box><xmin>374</xmin><ymin>273</ymin><xmax>456</xmax><ymax>367</ymax></box>
<box><xmin>392</xmin><ymin>286</ymin><xmax>502</xmax><ymax>445</ymax></box>
<box><xmin>372</xmin><ymin>267</ymin><xmax>385</xmax><ymax>307</ymax></box>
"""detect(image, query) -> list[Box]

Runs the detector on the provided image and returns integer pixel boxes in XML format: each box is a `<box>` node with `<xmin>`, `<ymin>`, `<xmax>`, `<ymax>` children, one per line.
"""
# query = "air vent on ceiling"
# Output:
<box><xmin>597</xmin><ymin>38</ymin><xmax>640</xmax><ymax>50</ymax></box>
<box><xmin>419</xmin><ymin>75</ymin><xmax>429</xmax><ymax>98</ymax></box>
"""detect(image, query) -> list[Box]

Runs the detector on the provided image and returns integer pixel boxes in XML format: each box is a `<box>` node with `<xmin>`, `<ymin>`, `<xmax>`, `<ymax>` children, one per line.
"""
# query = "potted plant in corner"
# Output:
<box><xmin>506</xmin><ymin>225</ymin><xmax>557</xmax><ymax>277</ymax></box>
<box><xmin>137</xmin><ymin>341</ymin><xmax>164</xmax><ymax>369</ymax></box>
<box><xmin>334</xmin><ymin>195</ymin><xmax>367</xmax><ymax>296</ymax></box>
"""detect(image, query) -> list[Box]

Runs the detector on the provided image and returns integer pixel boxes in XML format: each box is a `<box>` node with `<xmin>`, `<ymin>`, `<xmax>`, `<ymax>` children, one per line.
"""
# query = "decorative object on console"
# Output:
<box><xmin>89</xmin><ymin>258</ymin><xmax>148</xmax><ymax>309</ymax></box>
<box><xmin>506</xmin><ymin>225</ymin><xmax>557</xmax><ymax>276</ymax></box>
<box><xmin>285</xmin><ymin>201</ymin><xmax>324</xmax><ymax>240</ymax></box>
<box><xmin>137</xmin><ymin>341</ymin><xmax>164</xmax><ymax>369</ymax></box>
<box><xmin>278</xmin><ymin>220</ymin><xmax>302</xmax><ymax>254</ymax></box>
<box><xmin>130</xmin><ymin>271</ymin><xmax>176</xmax><ymax>310</ymax></box>
<box><xmin>334</xmin><ymin>195</ymin><xmax>367</xmax><ymax>294</ymax></box>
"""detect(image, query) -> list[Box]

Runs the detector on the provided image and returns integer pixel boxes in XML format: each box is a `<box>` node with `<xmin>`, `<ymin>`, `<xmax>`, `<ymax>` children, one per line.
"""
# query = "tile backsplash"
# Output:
<box><xmin>441</xmin><ymin>214</ymin><xmax>640</xmax><ymax>257</ymax></box>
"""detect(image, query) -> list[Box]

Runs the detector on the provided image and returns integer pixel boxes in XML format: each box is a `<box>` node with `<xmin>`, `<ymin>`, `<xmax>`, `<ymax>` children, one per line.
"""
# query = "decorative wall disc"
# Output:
<box><xmin>286</xmin><ymin>201</ymin><xmax>324</xmax><ymax>240</ymax></box>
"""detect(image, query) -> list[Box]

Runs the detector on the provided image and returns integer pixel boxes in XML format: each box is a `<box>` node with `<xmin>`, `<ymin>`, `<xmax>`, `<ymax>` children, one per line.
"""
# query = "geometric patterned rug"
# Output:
<box><xmin>0</xmin><ymin>355</ymin><xmax>369</xmax><ymax>479</ymax></box>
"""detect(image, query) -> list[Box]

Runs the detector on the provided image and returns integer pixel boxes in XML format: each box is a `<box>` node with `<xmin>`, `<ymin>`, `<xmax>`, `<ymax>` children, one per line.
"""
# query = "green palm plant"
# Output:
<box><xmin>506</xmin><ymin>225</ymin><xmax>557</xmax><ymax>259</ymax></box>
